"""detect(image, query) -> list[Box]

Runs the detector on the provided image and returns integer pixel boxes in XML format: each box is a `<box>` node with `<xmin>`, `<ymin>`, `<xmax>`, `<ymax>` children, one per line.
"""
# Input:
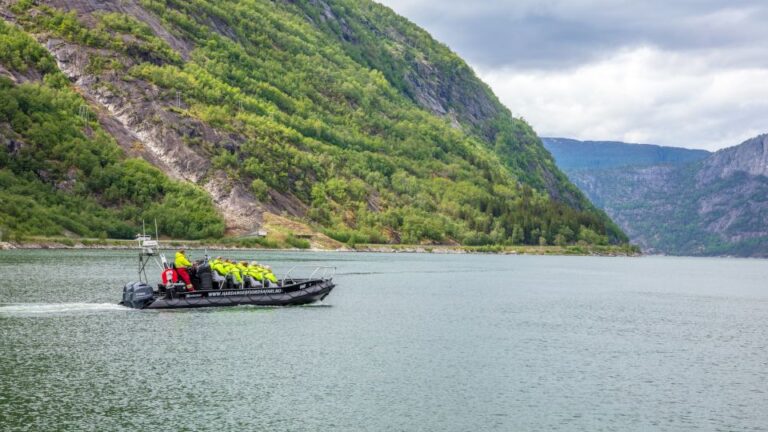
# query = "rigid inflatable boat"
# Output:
<box><xmin>119</xmin><ymin>232</ymin><xmax>335</xmax><ymax>310</ymax></box>
<box><xmin>121</xmin><ymin>277</ymin><xmax>335</xmax><ymax>309</ymax></box>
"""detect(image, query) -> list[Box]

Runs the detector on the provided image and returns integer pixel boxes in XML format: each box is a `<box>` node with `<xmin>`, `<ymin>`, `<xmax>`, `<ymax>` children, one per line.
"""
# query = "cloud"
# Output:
<box><xmin>378</xmin><ymin>0</ymin><xmax>768</xmax><ymax>70</ymax></box>
<box><xmin>478</xmin><ymin>46</ymin><xmax>768</xmax><ymax>150</ymax></box>
<box><xmin>375</xmin><ymin>0</ymin><xmax>768</xmax><ymax>149</ymax></box>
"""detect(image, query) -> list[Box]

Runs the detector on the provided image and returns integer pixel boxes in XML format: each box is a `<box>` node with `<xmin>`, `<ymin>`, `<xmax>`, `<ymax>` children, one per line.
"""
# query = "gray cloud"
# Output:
<box><xmin>378</xmin><ymin>0</ymin><xmax>768</xmax><ymax>70</ymax></box>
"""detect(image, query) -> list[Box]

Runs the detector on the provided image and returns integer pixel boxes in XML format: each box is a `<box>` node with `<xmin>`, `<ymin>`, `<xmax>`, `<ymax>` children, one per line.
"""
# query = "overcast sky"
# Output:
<box><xmin>376</xmin><ymin>0</ymin><xmax>768</xmax><ymax>150</ymax></box>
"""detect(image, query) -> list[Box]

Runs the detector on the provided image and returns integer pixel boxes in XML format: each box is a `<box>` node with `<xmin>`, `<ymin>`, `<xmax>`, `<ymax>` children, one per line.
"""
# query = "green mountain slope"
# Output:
<box><xmin>293</xmin><ymin>1</ymin><xmax>583</xmax><ymax>203</ymax></box>
<box><xmin>1</xmin><ymin>0</ymin><xmax>626</xmax><ymax>246</ymax></box>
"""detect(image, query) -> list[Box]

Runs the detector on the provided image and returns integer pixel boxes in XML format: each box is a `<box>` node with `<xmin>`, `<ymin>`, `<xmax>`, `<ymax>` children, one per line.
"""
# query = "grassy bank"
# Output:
<box><xmin>350</xmin><ymin>243</ymin><xmax>641</xmax><ymax>256</ymax></box>
<box><xmin>2</xmin><ymin>236</ymin><xmax>641</xmax><ymax>256</ymax></box>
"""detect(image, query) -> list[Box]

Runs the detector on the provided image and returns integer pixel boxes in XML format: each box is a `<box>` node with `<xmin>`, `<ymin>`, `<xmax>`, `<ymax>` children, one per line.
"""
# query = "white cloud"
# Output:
<box><xmin>477</xmin><ymin>46</ymin><xmax>768</xmax><ymax>150</ymax></box>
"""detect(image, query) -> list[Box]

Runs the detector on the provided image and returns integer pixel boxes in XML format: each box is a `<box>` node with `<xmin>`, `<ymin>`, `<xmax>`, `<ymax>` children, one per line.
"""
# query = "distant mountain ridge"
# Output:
<box><xmin>542</xmin><ymin>138</ymin><xmax>711</xmax><ymax>171</ymax></box>
<box><xmin>544</xmin><ymin>135</ymin><xmax>768</xmax><ymax>256</ymax></box>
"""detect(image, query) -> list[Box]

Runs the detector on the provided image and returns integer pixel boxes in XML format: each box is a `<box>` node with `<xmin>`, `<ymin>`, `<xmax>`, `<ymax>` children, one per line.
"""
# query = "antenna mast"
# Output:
<box><xmin>136</xmin><ymin>220</ymin><xmax>162</xmax><ymax>283</ymax></box>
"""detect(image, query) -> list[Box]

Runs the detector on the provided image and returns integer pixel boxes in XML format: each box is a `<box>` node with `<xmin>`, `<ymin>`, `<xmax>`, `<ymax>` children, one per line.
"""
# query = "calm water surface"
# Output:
<box><xmin>1</xmin><ymin>250</ymin><xmax>766</xmax><ymax>431</ymax></box>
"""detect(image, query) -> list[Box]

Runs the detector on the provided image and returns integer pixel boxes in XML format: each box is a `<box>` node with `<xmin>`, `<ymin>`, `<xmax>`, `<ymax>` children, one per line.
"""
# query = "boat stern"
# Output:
<box><xmin>121</xmin><ymin>282</ymin><xmax>155</xmax><ymax>309</ymax></box>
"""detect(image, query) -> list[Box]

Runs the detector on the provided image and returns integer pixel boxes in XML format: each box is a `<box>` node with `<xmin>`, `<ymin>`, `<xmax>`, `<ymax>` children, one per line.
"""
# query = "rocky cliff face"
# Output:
<box><xmin>45</xmin><ymin>36</ymin><xmax>269</xmax><ymax>234</ymax></box>
<box><xmin>697</xmin><ymin>134</ymin><xmax>768</xmax><ymax>181</ymax></box>
<box><xmin>548</xmin><ymin>136</ymin><xmax>768</xmax><ymax>256</ymax></box>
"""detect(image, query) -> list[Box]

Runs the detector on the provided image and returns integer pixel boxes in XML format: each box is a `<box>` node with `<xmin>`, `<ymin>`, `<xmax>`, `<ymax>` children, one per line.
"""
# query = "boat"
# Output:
<box><xmin>121</xmin><ymin>278</ymin><xmax>335</xmax><ymax>309</ymax></box>
<box><xmin>119</xmin><ymin>229</ymin><xmax>335</xmax><ymax>310</ymax></box>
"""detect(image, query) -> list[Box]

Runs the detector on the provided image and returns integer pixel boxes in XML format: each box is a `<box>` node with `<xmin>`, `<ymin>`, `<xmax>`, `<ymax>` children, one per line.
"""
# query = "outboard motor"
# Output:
<box><xmin>121</xmin><ymin>282</ymin><xmax>155</xmax><ymax>309</ymax></box>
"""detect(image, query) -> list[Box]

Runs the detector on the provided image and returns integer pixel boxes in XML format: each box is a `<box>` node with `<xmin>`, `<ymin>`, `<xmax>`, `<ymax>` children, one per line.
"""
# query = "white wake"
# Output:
<box><xmin>0</xmin><ymin>303</ymin><xmax>129</xmax><ymax>315</ymax></box>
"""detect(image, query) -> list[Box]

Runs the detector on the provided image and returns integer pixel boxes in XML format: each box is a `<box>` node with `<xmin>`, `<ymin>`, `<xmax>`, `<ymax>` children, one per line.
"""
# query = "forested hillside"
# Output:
<box><xmin>0</xmin><ymin>0</ymin><xmax>626</xmax><ymax>247</ymax></box>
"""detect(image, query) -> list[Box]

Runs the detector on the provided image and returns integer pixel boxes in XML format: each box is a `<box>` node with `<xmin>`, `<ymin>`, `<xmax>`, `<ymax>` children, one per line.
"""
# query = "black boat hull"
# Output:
<box><xmin>122</xmin><ymin>278</ymin><xmax>335</xmax><ymax>309</ymax></box>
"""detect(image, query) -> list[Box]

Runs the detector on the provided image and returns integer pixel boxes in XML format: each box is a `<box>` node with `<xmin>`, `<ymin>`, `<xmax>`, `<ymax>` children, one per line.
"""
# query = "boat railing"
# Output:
<box><xmin>282</xmin><ymin>265</ymin><xmax>336</xmax><ymax>283</ymax></box>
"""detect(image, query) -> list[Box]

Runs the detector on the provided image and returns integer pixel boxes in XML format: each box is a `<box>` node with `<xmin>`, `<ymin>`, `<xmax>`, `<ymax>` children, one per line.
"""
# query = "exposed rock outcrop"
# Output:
<box><xmin>43</xmin><ymin>36</ymin><xmax>268</xmax><ymax>234</ymax></box>
<box><xmin>697</xmin><ymin>134</ymin><xmax>768</xmax><ymax>182</ymax></box>
<box><xmin>47</xmin><ymin>0</ymin><xmax>193</xmax><ymax>58</ymax></box>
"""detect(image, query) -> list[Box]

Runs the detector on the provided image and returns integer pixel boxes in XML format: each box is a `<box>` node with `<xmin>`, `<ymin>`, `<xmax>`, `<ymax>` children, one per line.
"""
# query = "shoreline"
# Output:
<box><xmin>0</xmin><ymin>239</ymin><xmax>641</xmax><ymax>257</ymax></box>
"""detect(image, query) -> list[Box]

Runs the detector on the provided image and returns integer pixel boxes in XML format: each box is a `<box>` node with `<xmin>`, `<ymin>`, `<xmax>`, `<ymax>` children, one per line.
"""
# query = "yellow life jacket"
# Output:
<box><xmin>225</xmin><ymin>263</ymin><xmax>242</xmax><ymax>283</ymax></box>
<box><xmin>211</xmin><ymin>260</ymin><xmax>227</xmax><ymax>276</ymax></box>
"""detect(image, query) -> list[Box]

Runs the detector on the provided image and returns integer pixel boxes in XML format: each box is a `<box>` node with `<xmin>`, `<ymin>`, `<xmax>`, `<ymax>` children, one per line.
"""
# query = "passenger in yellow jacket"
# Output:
<box><xmin>210</xmin><ymin>257</ymin><xmax>227</xmax><ymax>288</ymax></box>
<box><xmin>236</xmin><ymin>261</ymin><xmax>252</xmax><ymax>287</ymax></box>
<box><xmin>210</xmin><ymin>258</ymin><xmax>226</xmax><ymax>275</ymax></box>
<box><xmin>249</xmin><ymin>262</ymin><xmax>278</xmax><ymax>286</ymax></box>
<box><xmin>248</xmin><ymin>262</ymin><xmax>266</xmax><ymax>282</ymax></box>
<box><xmin>236</xmin><ymin>261</ymin><xmax>249</xmax><ymax>275</ymax></box>
<box><xmin>224</xmin><ymin>259</ymin><xmax>243</xmax><ymax>286</ymax></box>
<box><xmin>239</xmin><ymin>262</ymin><xmax>260</xmax><ymax>288</ymax></box>
<box><xmin>262</xmin><ymin>265</ymin><xmax>278</xmax><ymax>285</ymax></box>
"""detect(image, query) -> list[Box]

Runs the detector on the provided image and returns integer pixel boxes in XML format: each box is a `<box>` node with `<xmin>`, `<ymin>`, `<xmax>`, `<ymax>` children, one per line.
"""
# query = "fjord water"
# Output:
<box><xmin>1</xmin><ymin>251</ymin><xmax>766</xmax><ymax>431</ymax></box>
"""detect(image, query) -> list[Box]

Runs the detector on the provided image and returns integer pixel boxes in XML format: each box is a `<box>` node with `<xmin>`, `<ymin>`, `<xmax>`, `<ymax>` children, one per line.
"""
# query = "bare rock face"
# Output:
<box><xmin>203</xmin><ymin>174</ymin><xmax>265</xmax><ymax>235</ymax></box>
<box><xmin>389</xmin><ymin>35</ymin><xmax>501</xmax><ymax>138</ymax></box>
<box><xmin>2</xmin><ymin>133</ymin><xmax>22</xmax><ymax>155</ymax></box>
<box><xmin>0</xmin><ymin>59</ymin><xmax>43</xmax><ymax>83</ymax></box>
<box><xmin>697</xmin><ymin>134</ymin><xmax>768</xmax><ymax>182</ymax></box>
<box><xmin>399</xmin><ymin>57</ymin><xmax>499</xmax><ymax>138</ymax></box>
<box><xmin>41</xmin><ymin>34</ymin><xmax>269</xmax><ymax>234</ymax></box>
<box><xmin>0</xmin><ymin>64</ymin><xmax>14</xmax><ymax>82</ymax></box>
<box><xmin>307</xmin><ymin>0</ymin><xmax>356</xmax><ymax>42</ymax></box>
<box><xmin>44</xmin><ymin>39</ymin><xmax>212</xmax><ymax>180</ymax></box>
<box><xmin>55</xmin><ymin>167</ymin><xmax>79</xmax><ymax>192</ymax></box>
<box><xmin>47</xmin><ymin>0</ymin><xmax>193</xmax><ymax>59</ymax></box>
